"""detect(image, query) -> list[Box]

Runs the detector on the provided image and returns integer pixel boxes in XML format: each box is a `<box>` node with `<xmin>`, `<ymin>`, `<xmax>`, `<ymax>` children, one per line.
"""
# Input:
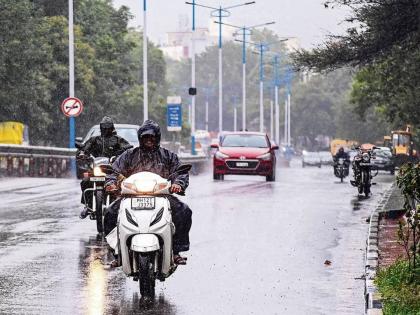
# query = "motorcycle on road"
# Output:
<box><xmin>105</xmin><ymin>164</ymin><xmax>192</xmax><ymax>298</ymax></box>
<box><xmin>351</xmin><ymin>149</ymin><xmax>378</xmax><ymax>197</ymax></box>
<box><xmin>334</xmin><ymin>158</ymin><xmax>349</xmax><ymax>183</ymax></box>
<box><xmin>81</xmin><ymin>156</ymin><xmax>112</xmax><ymax>233</ymax></box>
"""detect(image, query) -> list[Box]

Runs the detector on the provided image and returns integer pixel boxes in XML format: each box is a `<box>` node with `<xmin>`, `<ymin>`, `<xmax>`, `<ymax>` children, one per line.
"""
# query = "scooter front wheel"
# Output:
<box><xmin>138</xmin><ymin>252</ymin><xmax>156</xmax><ymax>298</ymax></box>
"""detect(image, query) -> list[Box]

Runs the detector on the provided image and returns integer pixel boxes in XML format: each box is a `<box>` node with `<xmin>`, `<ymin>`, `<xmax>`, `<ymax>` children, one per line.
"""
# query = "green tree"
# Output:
<box><xmin>293</xmin><ymin>0</ymin><xmax>420</xmax><ymax>133</ymax></box>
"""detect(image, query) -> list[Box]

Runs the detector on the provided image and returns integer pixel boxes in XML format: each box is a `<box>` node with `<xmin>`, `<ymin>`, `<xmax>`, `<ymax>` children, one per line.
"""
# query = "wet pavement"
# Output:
<box><xmin>0</xmin><ymin>161</ymin><xmax>394</xmax><ymax>314</ymax></box>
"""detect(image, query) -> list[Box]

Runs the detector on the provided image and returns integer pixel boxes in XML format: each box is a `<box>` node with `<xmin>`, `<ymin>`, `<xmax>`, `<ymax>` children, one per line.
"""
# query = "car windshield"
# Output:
<box><xmin>375</xmin><ymin>150</ymin><xmax>392</xmax><ymax>158</ymax></box>
<box><xmin>222</xmin><ymin>134</ymin><xmax>268</xmax><ymax>148</ymax></box>
<box><xmin>88</xmin><ymin>127</ymin><xmax>139</xmax><ymax>144</ymax></box>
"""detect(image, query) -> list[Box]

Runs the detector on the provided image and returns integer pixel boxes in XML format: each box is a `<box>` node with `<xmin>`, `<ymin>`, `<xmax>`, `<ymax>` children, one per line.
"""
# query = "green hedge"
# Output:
<box><xmin>375</xmin><ymin>260</ymin><xmax>420</xmax><ymax>314</ymax></box>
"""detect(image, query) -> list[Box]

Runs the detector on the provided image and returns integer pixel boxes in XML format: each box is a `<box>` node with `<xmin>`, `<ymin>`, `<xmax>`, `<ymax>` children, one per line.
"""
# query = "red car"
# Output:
<box><xmin>211</xmin><ymin>132</ymin><xmax>279</xmax><ymax>181</ymax></box>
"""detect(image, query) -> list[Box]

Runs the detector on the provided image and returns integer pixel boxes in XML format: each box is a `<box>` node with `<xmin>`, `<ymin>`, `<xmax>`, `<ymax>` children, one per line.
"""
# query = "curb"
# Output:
<box><xmin>364</xmin><ymin>184</ymin><xmax>395</xmax><ymax>315</ymax></box>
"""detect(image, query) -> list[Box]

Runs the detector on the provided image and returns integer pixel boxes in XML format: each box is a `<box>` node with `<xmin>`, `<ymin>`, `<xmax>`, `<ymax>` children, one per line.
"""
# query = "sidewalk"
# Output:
<box><xmin>365</xmin><ymin>183</ymin><xmax>406</xmax><ymax>314</ymax></box>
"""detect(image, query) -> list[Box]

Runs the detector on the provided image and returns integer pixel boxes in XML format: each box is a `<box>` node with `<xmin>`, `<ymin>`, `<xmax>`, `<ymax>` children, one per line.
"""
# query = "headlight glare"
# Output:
<box><xmin>215</xmin><ymin>151</ymin><xmax>229</xmax><ymax>160</ymax></box>
<box><xmin>93</xmin><ymin>166</ymin><xmax>105</xmax><ymax>176</ymax></box>
<box><xmin>257</xmin><ymin>152</ymin><xmax>271</xmax><ymax>161</ymax></box>
<box><xmin>362</xmin><ymin>153</ymin><xmax>370</xmax><ymax>162</ymax></box>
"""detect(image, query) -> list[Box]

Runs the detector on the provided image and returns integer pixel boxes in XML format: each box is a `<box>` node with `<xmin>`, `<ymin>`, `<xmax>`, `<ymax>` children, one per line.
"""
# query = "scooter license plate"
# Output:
<box><xmin>132</xmin><ymin>197</ymin><xmax>155</xmax><ymax>210</ymax></box>
<box><xmin>90</xmin><ymin>177</ymin><xmax>105</xmax><ymax>182</ymax></box>
<box><xmin>236</xmin><ymin>162</ymin><xmax>249</xmax><ymax>167</ymax></box>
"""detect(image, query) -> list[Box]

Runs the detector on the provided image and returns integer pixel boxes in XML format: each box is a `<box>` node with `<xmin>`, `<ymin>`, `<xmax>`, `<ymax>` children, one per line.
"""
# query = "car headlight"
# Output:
<box><xmin>93</xmin><ymin>166</ymin><xmax>106</xmax><ymax>176</ymax></box>
<box><xmin>257</xmin><ymin>152</ymin><xmax>271</xmax><ymax>161</ymax></box>
<box><xmin>215</xmin><ymin>151</ymin><xmax>229</xmax><ymax>160</ymax></box>
<box><xmin>362</xmin><ymin>153</ymin><xmax>370</xmax><ymax>162</ymax></box>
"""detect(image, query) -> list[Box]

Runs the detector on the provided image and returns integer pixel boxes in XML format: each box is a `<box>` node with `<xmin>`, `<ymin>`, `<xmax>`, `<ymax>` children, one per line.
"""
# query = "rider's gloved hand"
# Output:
<box><xmin>105</xmin><ymin>183</ymin><xmax>119</xmax><ymax>194</ymax></box>
<box><xmin>170</xmin><ymin>184</ymin><xmax>182</xmax><ymax>194</ymax></box>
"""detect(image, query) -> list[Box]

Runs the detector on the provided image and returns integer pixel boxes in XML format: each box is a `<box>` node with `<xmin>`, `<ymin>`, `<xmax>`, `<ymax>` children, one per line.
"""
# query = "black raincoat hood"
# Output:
<box><xmin>137</xmin><ymin>120</ymin><xmax>161</xmax><ymax>150</ymax></box>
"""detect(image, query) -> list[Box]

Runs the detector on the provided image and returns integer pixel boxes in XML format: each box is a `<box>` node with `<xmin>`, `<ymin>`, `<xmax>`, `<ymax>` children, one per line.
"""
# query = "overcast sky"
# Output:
<box><xmin>113</xmin><ymin>0</ymin><xmax>350</xmax><ymax>48</ymax></box>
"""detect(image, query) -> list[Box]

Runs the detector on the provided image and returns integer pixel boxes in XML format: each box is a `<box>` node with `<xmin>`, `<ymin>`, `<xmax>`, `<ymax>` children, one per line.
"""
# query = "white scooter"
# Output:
<box><xmin>105</xmin><ymin>164</ymin><xmax>191</xmax><ymax>298</ymax></box>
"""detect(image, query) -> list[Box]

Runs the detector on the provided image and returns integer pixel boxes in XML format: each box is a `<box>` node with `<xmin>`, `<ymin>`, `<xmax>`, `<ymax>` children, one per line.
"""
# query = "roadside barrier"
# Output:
<box><xmin>0</xmin><ymin>144</ymin><xmax>208</xmax><ymax>178</ymax></box>
<box><xmin>0</xmin><ymin>144</ymin><xmax>75</xmax><ymax>178</ymax></box>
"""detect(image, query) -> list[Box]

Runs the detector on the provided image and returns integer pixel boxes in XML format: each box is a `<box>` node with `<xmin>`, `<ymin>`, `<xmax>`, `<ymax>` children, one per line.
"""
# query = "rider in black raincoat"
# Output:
<box><xmin>77</xmin><ymin>116</ymin><xmax>131</xmax><ymax>218</ymax></box>
<box><xmin>104</xmin><ymin>120</ymin><xmax>192</xmax><ymax>265</ymax></box>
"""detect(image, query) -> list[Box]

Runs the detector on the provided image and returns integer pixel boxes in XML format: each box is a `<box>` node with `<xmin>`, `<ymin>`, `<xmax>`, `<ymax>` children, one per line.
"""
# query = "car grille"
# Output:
<box><xmin>226</xmin><ymin>160</ymin><xmax>259</xmax><ymax>169</ymax></box>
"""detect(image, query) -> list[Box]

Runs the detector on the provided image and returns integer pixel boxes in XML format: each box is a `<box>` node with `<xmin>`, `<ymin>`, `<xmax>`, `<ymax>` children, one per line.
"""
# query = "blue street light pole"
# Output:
<box><xmin>273</xmin><ymin>54</ymin><xmax>281</xmax><ymax>145</ymax></box>
<box><xmin>186</xmin><ymin>1</ymin><xmax>255</xmax><ymax>132</ymax></box>
<box><xmin>68</xmin><ymin>0</ymin><xmax>76</xmax><ymax>175</ymax></box>
<box><xmin>222</xmin><ymin>21</ymin><xmax>275</xmax><ymax>131</ymax></box>
<box><xmin>285</xmin><ymin>66</ymin><xmax>293</xmax><ymax>146</ymax></box>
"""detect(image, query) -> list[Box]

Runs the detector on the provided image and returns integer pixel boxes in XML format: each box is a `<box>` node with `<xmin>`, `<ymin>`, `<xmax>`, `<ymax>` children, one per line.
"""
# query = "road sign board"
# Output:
<box><xmin>167</xmin><ymin>96</ymin><xmax>182</xmax><ymax>132</ymax></box>
<box><xmin>61</xmin><ymin>97</ymin><xmax>83</xmax><ymax>117</ymax></box>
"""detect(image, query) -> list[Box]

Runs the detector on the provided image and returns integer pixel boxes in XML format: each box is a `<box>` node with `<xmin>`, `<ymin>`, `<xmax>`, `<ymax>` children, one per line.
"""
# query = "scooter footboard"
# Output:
<box><xmin>131</xmin><ymin>234</ymin><xmax>160</xmax><ymax>252</ymax></box>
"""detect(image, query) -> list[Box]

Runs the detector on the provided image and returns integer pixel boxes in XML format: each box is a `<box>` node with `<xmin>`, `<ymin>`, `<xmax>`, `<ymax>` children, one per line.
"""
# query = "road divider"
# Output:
<box><xmin>0</xmin><ymin>144</ymin><xmax>208</xmax><ymax>178</ymax></box>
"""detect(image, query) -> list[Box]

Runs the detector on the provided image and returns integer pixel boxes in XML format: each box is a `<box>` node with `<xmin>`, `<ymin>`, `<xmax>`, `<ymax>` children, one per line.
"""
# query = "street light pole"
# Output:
<box><xmin>227</xmin><ymin>21</ymin><xmax>275</xmax><ymax>131</ymax></box>
<box><xmin>143</xmin><ymin>0</ymin><xmax>148</xmax><ymax>122</ymax></box>
<box><xmin>274</xmin><ymin>55</ymin><xmax>280</xmax><ymax>145</ymax></box>
<box><xmin>187</xmin><ymin>1</ymin><xmax>255</xmax><ymax>133</ymax></box>
<box><xmin>258</xmin><ymin>43</ymin><xmax>265</xmax><ymax>133</ymax></box>
<box><xmin>218</xmin><ymin>6</ymin><xmax>223</xmax><ymax>133</ymax></box>
<box><xmin>68</xmin><ymin>0</ymin><xmax>76</xmax><ymax>174</ymax></box>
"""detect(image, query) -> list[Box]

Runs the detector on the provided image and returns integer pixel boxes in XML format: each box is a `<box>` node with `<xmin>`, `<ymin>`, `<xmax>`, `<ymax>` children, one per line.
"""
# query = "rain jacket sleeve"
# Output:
<box><xmin>76</xmin><ymin>137</ymin><xmax>96</xmax><ymax>157</ymax></box>
<box><xmin>115</xmin><ymin>136</ymin><xmax>132</xmax><ymax>156</ymax></box>
<box><xmin>168</xmin><ymin>151</ymin><xmax>189</xmax><ymax>191</ymax></box>
<box><xmin>105</xmin><ymin>149</ymin><xmax>132</xmax><ymax>187</ymax></box>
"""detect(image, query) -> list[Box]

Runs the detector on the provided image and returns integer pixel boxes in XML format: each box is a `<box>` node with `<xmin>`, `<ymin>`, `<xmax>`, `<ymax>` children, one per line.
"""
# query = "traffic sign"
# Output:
<box><xmin>167</xmin><ymin>96</ymin><xmax>182</xmax><ymax>132</ymax></box>
<box><xmin>61</xmin><ymin>97</ymin><xmax>83</xmax><ymax>117</ymax></box>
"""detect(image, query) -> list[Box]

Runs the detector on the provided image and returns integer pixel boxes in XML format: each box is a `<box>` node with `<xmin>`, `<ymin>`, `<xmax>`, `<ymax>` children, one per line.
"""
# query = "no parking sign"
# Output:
<box><xmin>61</xmin><ymin>97</ymin><xmax>83</xmax><ymax>117</ymax></box>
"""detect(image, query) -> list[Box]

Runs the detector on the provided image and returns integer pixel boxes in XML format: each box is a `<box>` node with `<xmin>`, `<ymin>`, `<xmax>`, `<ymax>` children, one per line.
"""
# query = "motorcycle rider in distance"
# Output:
<box><xmin>77</xmin><ymin>116</ymin><xmax>131</xmax><ymax>219</ymax></box>
<box><xmin>104</xmin><ymin>120</ymin><xmax>192</xmax><ymax>266</ymax></box>
<box><xmin>333</xmin><ymin>147</ymin><xmax>350</xmax><ymax>168</ymax></box>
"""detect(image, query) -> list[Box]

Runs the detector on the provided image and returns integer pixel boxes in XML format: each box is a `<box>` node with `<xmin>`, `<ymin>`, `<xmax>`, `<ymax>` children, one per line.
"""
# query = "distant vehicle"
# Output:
<box><xmin>330</xmin><ymin>139</ymin><xmax>358</xmax><ymax>156</ymax></box>
<box><xmin>372</xmin><ymin>147</ymin><xmax>395</xmax><ymax>174</ymax></box>
<box><xmin>391</xmin><ymin>125</ymin><xmax>418</xmax><ymax>166</ymax></box>
<box><xmin>211</xmin><ymin>132</ymin><xmax>278</xmax><ymax>181</ymax></box>
<box><xmin>319</xmin><ymin>151</ymin><xmax>334</xmax><ymax>165</ymax></box>
<box><xmin>0</xmin><ymin>121</ymin><xmax>29</xmax><ymax>145</ymax></box>
<box><xmin>193</xmin><ymin>129</ymin><xmax>211</xmax><ymax>156</ymax></box>
<box><xmin>76</xmin><ymin>124</ymin><xmax>140</xmax><ymax>179</ymax></box>
<box><xmin>79</xmin><ymin>124</ymin><xmax>140</xmax><ymax>147</ymax></box>
<box><xmin>302</xmin><ymin>151</ymin><xmax>321</xmax><ymax>168</ymax></box>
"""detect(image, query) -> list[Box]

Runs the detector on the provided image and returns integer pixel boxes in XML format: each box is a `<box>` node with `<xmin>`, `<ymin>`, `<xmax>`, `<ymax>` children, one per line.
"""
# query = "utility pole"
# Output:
<box><xmin>274</xmin><ymin>55</ymin><xmax>280</xmax><ymax>145</ymax></box>
<box><xmin>270</xmin><ymin>99</ymin><xmax>274</xmax><ymax>139</ymax></box>
<box><xmin>142</xmin><ymin>0</ymin><xmax>148</xmax><ymax>122</ymax></box>
<box><xmin>227</xmin><ymin>21</ymin><xmax>275</xmax><ymax>131</ymax></box>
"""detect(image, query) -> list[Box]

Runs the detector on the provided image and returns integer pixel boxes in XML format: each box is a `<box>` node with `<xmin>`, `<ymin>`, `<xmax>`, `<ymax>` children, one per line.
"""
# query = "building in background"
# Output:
<box><xmin>160</xmin><ymin>15</ymin><xmax>233</xmax><ymax>60</ymax></box>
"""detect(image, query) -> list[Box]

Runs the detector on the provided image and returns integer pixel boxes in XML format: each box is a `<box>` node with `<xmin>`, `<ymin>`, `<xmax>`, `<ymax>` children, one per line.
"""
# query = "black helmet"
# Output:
<box><xmin>338</xmin><ymin>147</ymin><xmax>344</xmax><ymax>154</ymax></box>
<box><xmin>99</xmin><ymin>116</ymin><xmax>115</xmax><ymax>137</ymax></box>
<box><xmin>138</xmin><ymin>120</ymin><xmax>161</xmax><ymax>150</ymax></box>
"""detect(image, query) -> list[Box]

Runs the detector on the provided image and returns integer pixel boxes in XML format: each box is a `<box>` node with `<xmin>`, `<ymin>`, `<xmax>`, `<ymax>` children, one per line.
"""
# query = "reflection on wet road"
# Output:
<box><xmin>0</xmin><ymin>163</ymin><xmax>394</xmax><ymax>314</ymax></box>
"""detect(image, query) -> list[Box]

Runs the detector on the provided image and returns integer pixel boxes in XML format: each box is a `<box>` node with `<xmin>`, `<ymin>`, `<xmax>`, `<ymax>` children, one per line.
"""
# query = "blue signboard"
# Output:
<box><xmin>167</xmin><ymin>96</ymin><xmax>182</xmax><ymax>132</ymax></box>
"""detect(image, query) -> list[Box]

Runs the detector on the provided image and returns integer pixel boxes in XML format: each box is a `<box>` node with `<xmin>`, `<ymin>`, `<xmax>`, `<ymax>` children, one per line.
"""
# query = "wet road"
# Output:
<box><xmin>0</xmin><ymin>161</ymin><xmax>394</xmax><ymax>314</ymax></box>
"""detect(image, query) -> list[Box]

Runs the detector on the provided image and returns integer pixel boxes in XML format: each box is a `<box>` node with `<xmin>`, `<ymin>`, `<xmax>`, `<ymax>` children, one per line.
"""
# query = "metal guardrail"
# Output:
<box><xmin>0</xmin><ymin>144</ymin><xmax>75</xmax><ymax>178</ymax></box>
<box><xmin>0</xmin><ymin>144</ymin><xmax>209</xmax><ymax>178</ymax></box>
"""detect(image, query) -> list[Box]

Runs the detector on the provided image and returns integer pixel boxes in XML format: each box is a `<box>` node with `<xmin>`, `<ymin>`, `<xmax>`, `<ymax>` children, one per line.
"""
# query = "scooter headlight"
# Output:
<box><xmin>93</xmin><ymin>166</ymin><xmax>106</xmax><ymax>176</ymax></box>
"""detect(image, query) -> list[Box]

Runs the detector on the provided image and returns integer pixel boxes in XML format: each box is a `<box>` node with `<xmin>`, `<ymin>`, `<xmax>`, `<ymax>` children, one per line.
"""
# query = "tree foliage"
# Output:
<box><xmin>292</xmin><ymin>0</ymin><xmax>420</xmax><ymax>134</ymax></box>
<box><xmin>0</xmin><ymin>0</ymin><xmax>167</xmax><ymax>146</ymax></box>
